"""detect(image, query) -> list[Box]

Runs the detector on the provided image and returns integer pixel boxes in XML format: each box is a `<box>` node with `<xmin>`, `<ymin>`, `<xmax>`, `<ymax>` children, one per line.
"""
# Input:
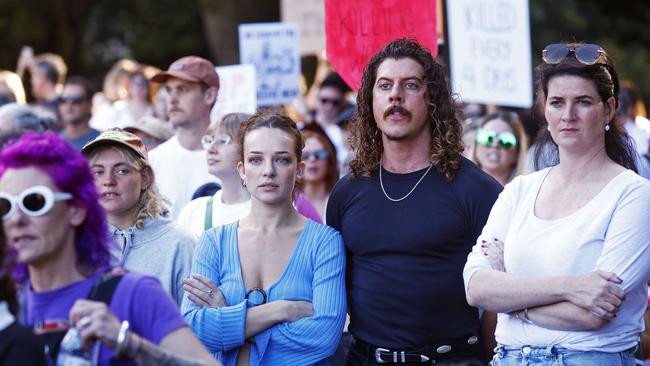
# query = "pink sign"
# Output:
<box><xmin>325</xmin><ymin>0</ymin><xmax>438</xmax><ymax>90</ymax></box>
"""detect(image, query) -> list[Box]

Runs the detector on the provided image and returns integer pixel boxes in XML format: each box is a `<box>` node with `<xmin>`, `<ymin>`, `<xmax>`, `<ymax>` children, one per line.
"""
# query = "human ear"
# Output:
<box><xmin>69</xmin><ymin>203</ymin><xmax>88</xmax><ymax>227</ymax></box>
<box><xmin>236</xmin><ymin>161</ymin><xmax>246</xmax><ymax>182</ymax></box>
<box><xmin>604</xmin><ymin>96</ymin><xmax>616</xmax><ymax>121</ymax></box>
<box><xmin>140</xmin><ymin>167</ymin><xmax>153</xmax><ymax>191</ymax></box>
<box><xmin>296</xmin><ymin>161</ymin><xmax>305</xmax><ymax>181</ymax></box>
<box><xmin>204</xmin><ymin>87</ymin><xmax>218</xmax><ymax>105</ymax></box>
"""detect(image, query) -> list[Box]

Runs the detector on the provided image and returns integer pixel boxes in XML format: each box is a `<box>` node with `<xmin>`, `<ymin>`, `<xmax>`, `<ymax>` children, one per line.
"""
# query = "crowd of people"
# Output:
<box><xmin>0</xmin><ymin>36</ymin><xmax>649</xmax><ymax>366</ymax></box>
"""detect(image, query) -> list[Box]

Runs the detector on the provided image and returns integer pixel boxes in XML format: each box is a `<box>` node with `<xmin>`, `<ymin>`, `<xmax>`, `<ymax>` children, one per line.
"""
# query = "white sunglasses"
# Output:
<box><xmin>0</xmin><ymin>185</ymin><xmax>73</xmax><ymax>219</ymax></box>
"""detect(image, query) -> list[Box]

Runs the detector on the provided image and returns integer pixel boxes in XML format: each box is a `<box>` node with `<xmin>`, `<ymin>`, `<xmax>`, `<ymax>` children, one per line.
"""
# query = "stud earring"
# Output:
<box><xmin>605</xmin><ymin>124</ymin><xmax>610</xmax><ymax>131</ymax></box>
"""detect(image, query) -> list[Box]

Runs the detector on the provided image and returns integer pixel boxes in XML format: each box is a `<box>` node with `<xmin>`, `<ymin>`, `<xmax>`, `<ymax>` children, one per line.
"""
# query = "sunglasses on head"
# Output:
<box><xmin>475</xmin><ymin>129</ymin><xmax>518</xmax><ymax>150</ymax></box>
<box><xmin>59</xmin><ymin>96</ymin><xmax>86</xmax><ymax>105</ymax></box>
<box><xmin>320</xmin><ymin>97</ymin><xmax>341</xmax><ymax>107</ymax></box>
<box><xmin>542</xmin><ymin>43</ymin><xmax>604</xmax><ymax>65</ymax></box>
<box><xmin>0</xmin><ymin>185</ymin><xmax>73</xmax><ymax>219</ymax></box>
<box><xmin>302</xmin><ymin>149</ymin><xmax>329</xmax><ymax>161</ymax></box>
<box><xmin>201</xmin><ymin>134</ymin><xmax>231</xmax><ymax>150</ymax></box>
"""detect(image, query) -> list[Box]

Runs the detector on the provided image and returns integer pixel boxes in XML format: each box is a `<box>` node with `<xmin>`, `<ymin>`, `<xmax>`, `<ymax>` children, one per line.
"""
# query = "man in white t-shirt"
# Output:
<box><xmin>149</xmin><ymin>56</ymin><xmax>219</xmax><ymax>218</ymax></box>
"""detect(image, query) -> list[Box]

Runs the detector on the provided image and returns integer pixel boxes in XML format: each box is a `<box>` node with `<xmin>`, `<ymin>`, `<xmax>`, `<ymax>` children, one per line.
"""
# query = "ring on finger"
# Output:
<box><xmin>207</xmin><ymin>289</ymin><xmax>214</xmax><ymax>297</ymax></box>
<box><xmin>78</xmin><ymin>316</ymin><xmax>92</xmax><ymax>329</ymax></box>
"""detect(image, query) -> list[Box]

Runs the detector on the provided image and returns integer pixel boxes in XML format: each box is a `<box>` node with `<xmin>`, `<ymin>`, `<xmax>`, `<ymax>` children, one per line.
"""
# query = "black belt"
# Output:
<box><xmin>352</xmin><ymin>334</ymin><xmax>481</xmax><ymax>364</ymax></box>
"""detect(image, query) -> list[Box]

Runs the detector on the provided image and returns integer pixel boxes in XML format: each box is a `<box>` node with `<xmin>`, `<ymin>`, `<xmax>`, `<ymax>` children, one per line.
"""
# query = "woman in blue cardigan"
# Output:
<box><xmin>182</xmin><ymin>111</ymin><xmax>346</xmax><ymax>365</ymax></box>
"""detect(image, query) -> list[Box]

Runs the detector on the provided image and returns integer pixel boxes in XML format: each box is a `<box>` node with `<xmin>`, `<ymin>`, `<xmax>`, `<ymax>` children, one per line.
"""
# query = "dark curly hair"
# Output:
<box><xmin>348</xmin><ymin>38</ymin><xmax>464</xmax><ymax>180</ymax></box>
<box><xmin>533</xmin><ymin>42</ymin><xmax>636</xmax><ymax>172</ymax></box>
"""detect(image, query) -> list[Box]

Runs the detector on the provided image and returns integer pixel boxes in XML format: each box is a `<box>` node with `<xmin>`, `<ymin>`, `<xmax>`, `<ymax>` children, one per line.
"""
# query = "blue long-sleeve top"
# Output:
<box><xmin>182</xmin><ymin>219</ymin><xmax>346</xmax><ymax>365</ymax></box>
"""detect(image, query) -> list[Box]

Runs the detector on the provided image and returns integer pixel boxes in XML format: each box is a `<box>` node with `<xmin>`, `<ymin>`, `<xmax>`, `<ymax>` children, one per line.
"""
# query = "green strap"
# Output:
<box><xmin>204</xmin><ymin>196</ymin><xmax>214</xmax><ymax>231</ymax></box>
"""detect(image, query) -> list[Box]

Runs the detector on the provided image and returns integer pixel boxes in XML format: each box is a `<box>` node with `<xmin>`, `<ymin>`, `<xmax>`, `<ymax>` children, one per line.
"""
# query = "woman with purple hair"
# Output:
<box><xmin>0</xmin><ymin>132</ymin><xmax>219</xmax><ymax>365</ymax></box>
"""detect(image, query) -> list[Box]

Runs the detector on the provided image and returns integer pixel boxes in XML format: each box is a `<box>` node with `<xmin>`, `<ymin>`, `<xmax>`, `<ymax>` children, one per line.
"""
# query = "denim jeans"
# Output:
<box><xmin>490</xmin><ymin>344</ymin><xmax>636</xmax><ymax>366</ymax></box>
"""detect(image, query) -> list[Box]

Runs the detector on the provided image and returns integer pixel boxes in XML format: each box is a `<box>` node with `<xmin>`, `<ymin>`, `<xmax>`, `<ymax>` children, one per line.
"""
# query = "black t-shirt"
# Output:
<box><xmin>326</xmin><ymin>158</ymin><xmax>502</xmax><ymax>350</ymax></box>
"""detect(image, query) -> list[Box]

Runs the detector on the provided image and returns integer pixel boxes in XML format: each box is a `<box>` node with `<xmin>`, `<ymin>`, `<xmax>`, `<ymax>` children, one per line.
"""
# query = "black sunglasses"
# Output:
<box><xmin>320</xmin><ymin>97</ymin><xmax>341</xmax><ymax>106</ymax></box>
<box><xmin>542</xmin><ymin>43</ymin><xmax>604</xmax><ymax>65</ymax></box>
<box><xmin>59</xmin><ymin>96</ymin><xmax>87</xmax><ymax>105</ymax></box>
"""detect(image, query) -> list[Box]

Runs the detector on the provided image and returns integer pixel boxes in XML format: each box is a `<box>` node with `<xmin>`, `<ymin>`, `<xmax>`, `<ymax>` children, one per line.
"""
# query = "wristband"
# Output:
<box><xmin>115</xmin><ymin>320</ymin><xmax>130</xmax><ymax>357</ymax></box>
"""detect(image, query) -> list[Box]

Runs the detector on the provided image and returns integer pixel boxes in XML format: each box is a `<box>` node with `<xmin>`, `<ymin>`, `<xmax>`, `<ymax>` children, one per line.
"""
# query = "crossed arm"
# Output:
<box><xmin>463</xmin><ymin>178</ymin><xmax>650</xmax><ymax>331</ymax></box>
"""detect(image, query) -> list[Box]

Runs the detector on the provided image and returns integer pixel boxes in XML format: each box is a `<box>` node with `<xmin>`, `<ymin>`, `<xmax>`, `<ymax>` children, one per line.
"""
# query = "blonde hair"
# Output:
<box><xmin>86</xmin><ymin>145</ymin><xmax>166</xmax><ymax>228</ymax></box>
<box><xmin>0</xmin><ymin>71</ymin><xmax>26</xmax><ymax>104</ymax></box>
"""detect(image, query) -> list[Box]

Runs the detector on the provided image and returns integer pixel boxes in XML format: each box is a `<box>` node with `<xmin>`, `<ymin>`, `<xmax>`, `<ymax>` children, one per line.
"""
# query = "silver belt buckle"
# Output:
<box><xmin>375</xmin><ymin>347</ymin><xmax>390</xmax><ymax>363</ymax></box>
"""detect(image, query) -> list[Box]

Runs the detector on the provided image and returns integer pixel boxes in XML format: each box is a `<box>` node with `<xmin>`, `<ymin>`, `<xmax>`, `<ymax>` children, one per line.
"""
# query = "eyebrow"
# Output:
<box><xmin>247</xmin><ymin>151</ymin><xmax>291</xmax><ymax>155</ymax></box>
<box><xmin>376</xmin><ymin>76</ymin><xmax>424</xmax><ymax>83</ymax></box>
<box><xmin>90</xmin><ymin>162</ymin><xmax>130</xmax><ymax>168</ymax></box>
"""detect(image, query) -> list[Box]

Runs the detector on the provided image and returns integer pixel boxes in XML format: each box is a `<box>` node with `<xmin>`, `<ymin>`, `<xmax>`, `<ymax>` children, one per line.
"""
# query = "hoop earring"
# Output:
<box><xmin>605</xmin><ymin>124</ymin><xmax>610</xmax><ymax>131</ymax></box>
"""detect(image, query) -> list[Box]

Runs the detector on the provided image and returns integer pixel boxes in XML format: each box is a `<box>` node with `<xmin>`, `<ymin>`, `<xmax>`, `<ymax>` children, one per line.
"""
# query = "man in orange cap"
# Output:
<box><xmin>149</xmin><ymin>56</ymin><xmax>220</xmax><ymax>218</ymax></box>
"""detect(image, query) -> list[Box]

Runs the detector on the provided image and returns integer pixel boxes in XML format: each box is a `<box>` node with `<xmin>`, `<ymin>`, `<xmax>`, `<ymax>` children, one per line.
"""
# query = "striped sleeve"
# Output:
<box><xmin>182</xmin><ymin>227</ymin><xmax>247</xmax><ymax>352</ymax></box>
<box><xmin>267</xmin><ymin>223</ymin><xmax>347</xmax><ymax>363</ymax></box>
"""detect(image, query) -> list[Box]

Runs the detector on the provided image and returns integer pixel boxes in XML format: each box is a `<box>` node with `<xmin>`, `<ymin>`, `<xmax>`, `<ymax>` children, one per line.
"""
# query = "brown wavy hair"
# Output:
<box><xmin>349</xmin><ymin>38</ymin><xmax>464</xmax><ymax>180</ymax></box>
<box><xmin>533</xmin><ymin>42</ymin><xmax>636</xmax><ymax>172</ymax></box>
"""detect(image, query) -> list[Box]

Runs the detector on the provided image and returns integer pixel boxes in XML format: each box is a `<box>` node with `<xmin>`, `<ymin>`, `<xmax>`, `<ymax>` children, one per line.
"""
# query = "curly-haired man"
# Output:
<box><xmin>327</xmin><ymin>38</ymin><xmax>502</xmax><ymax>365</ymax></box>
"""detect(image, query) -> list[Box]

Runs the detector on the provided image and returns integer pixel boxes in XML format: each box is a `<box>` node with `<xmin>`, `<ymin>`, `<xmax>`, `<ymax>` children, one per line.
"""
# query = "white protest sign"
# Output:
<box><xmin>210</xmin><ymin>64</ymin><xmax>257</xmax><ymax>123</ymax></box>
<box><xmin>281</xmin><ymin>0</ymin><xmax>325</xmax><ymax>55</ymax></box>
<box><xmin>238</xmin><ymin>22</ymin><xmax>301</xmax><ymax>106</ymax></box>
<box><xmin>447</xmin><ymin>0</ymin><xmax>533</xmax><ymax>108</ymax></box>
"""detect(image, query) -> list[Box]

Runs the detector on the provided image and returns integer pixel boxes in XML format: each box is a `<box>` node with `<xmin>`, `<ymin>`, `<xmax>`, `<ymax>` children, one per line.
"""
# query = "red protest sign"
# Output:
<box><xmin>325</xmin><ymin>0</ymin><xmax>438</xmax><ymax>91</ymax></box>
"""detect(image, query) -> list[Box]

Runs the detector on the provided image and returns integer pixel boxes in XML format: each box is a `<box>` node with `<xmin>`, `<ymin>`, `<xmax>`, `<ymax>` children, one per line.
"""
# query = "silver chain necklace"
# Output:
<box><xmin>379</xmin><ymin>162</ymin><xmax>433</xmax><ymax>202</ymax></box>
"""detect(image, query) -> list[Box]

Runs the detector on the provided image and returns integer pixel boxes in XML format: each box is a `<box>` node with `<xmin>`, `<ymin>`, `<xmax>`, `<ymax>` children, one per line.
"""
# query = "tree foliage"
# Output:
<box><xmin>0</xmin><ymin>1</ymin><xmax>648</xmax><ymax>106</ymax></box>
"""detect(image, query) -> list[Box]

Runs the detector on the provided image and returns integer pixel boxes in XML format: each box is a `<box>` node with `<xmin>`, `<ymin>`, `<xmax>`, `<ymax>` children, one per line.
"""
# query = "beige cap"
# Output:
<box><xmin>122</xmin><ymin>116</ymin><xmax>174</xmax><ymax>141</ymax></box>
<box><xmin>82</xmin><ymin>127</ymin><xmax>148</xmax><ymax>160</ymax></box>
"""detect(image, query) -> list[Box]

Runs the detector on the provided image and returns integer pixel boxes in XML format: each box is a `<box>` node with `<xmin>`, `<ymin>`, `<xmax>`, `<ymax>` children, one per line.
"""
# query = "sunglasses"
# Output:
<box><xmin>0</xmin><ymin>185</ymin><xmax>73</xmax><ymax>219</ymax></box>
<box><xmin>320</xmin><ymin>97</ymin><xmax>341</xmax><ymax>107</ymax></box>
<box><xmin>475</xmin><ymin>129</ymin><xmax>518</xmax><ymax>150</ymax></box>
<box><xmin>542</xmin><ymin>43</ymin><xmax>604</xmax><ymax>65</ymax></box>
<box><xmin>59</xmin><ymin>96</ymin><xmax>86</xmax><ymax>105</ymax></box>
<box><xmin>201</xmin><ymin>134</ymin><xmax>231</xmax><ymax>150</ymax></box>
<box><xmin>302</xmin><ymin>149</ymin><xmax>330</xmax><ymax>161</ymax></box>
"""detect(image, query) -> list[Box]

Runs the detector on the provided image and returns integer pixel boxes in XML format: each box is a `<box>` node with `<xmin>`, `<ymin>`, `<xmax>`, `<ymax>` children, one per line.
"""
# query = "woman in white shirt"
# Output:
<box><xmin>464</xmin><ymin>43</ymin><xmax>650</xmax><ymax>365</ymax></box>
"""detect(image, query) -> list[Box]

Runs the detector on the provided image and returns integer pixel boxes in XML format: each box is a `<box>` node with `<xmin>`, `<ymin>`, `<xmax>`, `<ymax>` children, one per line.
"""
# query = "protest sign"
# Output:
<box><xmin>447</xmin><ymin>0</ymin><xmax>533</xmax><ymax>107</ymax></box>
<box><xmin>325</xmin><ymin>0</ymin><xmax>437</xmax><ymax>91</ymax></box>
<box><xmin>239</xmin><ymin>22</ymin><xmax>301</xmax><ymax>106</ymax></box>
<box><xmin>281</xmin><ymin>0</ymin><xmax>325</xmax><ymax>55</ymax></box>
<box><xmin>210</xmin><ymin>64</ymin><xmax>257</xmax><ymax>123</ymax></box>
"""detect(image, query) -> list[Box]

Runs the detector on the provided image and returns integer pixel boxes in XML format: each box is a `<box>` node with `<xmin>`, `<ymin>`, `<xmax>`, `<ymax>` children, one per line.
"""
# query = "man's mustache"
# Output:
<box><xmin>383</xmin><ymin>104</ymin><xmax>411</xmax><ymax>119</ymax></box>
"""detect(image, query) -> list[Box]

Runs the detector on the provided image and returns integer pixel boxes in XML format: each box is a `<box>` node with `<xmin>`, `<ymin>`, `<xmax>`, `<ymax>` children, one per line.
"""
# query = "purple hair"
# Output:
<box><xmin>0</xmin><ymin>132</ymin><xmax>111</xmax><ymax>283</ymax></box>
